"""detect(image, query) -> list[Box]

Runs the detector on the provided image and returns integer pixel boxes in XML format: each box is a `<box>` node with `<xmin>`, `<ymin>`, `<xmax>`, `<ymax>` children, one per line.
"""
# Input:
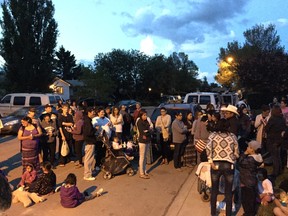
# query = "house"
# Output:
<box><xmin>49</xmin><ymin>77</ymin><xmax>84</xmax><ymax>101</ymax></box>
<box><xmin>49</xmin><ymin>77</ymin><xmax>70</xmax><ymax>100</ymax></box>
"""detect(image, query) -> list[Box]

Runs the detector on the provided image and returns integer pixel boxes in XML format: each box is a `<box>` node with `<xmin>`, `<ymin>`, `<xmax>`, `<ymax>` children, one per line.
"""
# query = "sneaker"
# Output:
<box><xmin>127</xmin><ymin>156</ymin><xmax>134</xmax><ymax>161</ymax></box>
<box><xmin>59</xmin><ymin>164</ymin><xmax>65</xmax><ymax>167</ymax></box>
<box><xmin>90</xmin><ymin>188</ymin><xmax>104</xmax><ymax>199</ymax></box>
<box><xmin>75</xmin><ymin>161</ymin><xmax>80</xmax><ymax>166</ymax></box>
<box><xmin>83</xmin><ymin>176</ymin><xmax>96</xmax><ymax>181</ymax></box>
<box><xmin>54</xmin><ymin>186</ymin><xmax>61</xmax><ymax>193</ymax></box>
<box><xmin>176</xmin><ymin>168</ymin><xmax>183</xmax><ymax>172</ymax></box>
<box><xmin>39</xmin><ymin>198</ymin><xmax>46</xmax><ymax>203</ymax></box>
<box><xmin>95</xmin><ymin>188</ymin><xmax>104</xmax><ymax>197</ymax></box>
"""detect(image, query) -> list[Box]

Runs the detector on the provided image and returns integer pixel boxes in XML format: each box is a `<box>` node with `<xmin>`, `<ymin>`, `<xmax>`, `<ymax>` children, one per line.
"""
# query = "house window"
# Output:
<box><xmin>55</xmin><ymin>86</ymin><xmax>63</xmax><ymax>94</ymax></box>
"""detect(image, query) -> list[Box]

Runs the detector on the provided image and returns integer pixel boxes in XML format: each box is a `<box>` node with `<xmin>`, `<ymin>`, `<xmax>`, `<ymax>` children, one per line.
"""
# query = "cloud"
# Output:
<box><xmin>121</xmin><ymin>0</ymin><xmax>250</xmax><ymax>45</ymax></box>
<box><xmin>140</xmin><ymin>36</ymin><xmax>156</xmax><ymax>55</ymax></box>
<box><xmin>277</xmin><ymin>18</ymin><xmax>288</xmax><ymax>26</ymax></box>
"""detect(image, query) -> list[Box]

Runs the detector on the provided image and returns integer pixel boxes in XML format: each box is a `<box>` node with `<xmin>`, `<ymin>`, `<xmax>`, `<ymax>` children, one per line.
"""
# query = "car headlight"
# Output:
<box><xmin>4</xmin><ymin>119</ymin><xmax>20</xmax><ymax>126</ymax></box>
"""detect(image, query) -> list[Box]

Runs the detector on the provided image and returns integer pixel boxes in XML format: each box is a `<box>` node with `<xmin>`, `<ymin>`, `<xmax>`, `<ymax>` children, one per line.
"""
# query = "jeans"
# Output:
<box><xmin>42</xmin><ymin>141</ymin><xmax>56</xmax><ymax>165</ymax></box>
<box><xmin>210</xmin><ymin>161</ymin><xmax>234</xmax><ymax>216</ymax></box>
<box><xmin>271</xmin><ymin>144</ymin><xmax>282</xmax><ymax>176</ymax></box>
<box><xmin>84</xmin><ymin>144</ymin><xmax>95</xmax><ymax>178</ymax></box>
<box><xmin>139</xmin><ymin>143</ymin><xmax>149</xmax><ymax>175</ymax></box>
<box><xmin>173</xmin><ymin>142</ymin><xmax>185</xmax><ymax>168</ymax></box>
<box><xmin>95</xmin><ymin>141</ymin><xmax>106</xmax><ymax>167</ymax></box>
<box><xmin>160</xmin><ymin>134</ymin><xmax>170</xmax><ymax>160</ymax></box>
<box><xmin>241</xmin><ymin>186</ymin><xmax>257</xmax><ymax>216</ymax></box>
<box><xmin>75</xmin><ymin>140</ymin><xmax>84</xmax><ymax>164</ymax></box>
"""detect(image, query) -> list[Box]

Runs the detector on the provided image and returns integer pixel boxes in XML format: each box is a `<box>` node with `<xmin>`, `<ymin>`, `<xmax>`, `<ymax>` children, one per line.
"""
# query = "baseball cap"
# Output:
<box><xmin>45</xmin><ymin>104</ymin><xmax>53</xmax><ymax>108</ymax></box>
<box><xmin>29</xmin><ymin>107</ymin><xmax>36</xmax><ymax>112</ymax></box>
<box><xmin>248</xmin><ymin>140</ymin><xmax>261</xmax><ymax>151</ymax></box>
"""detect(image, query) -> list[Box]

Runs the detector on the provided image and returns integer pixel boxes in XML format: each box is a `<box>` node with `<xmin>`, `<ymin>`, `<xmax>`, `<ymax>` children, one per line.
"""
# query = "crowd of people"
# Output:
<box><xmin>1</xmin><ymin>96</ymin><xmax>288</xmax><ymax>215</ymax></box>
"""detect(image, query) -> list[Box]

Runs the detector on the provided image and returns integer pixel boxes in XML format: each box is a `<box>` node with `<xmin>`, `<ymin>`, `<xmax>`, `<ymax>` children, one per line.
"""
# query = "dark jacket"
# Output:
<box><xmin>40</xmin><ymin>119</ymin><xmax>58</xmax><ymax>143</ymax></box>
<box><xmin>266</xmin><ymin>116</ymin><xmax>286</xmax><ymax>144</ymax></box>
<box><xmin>238</xmin><ymin>153</ymin><xmax>263</xmax><ymax>187</ymax></box>
<box><xmin>58</xmin><ymin>114</ymin><xmax>74</xmax><ymax>140</ymax></box>
<box><xmin>136</xmin><ymin>118</ymin><xmax>151</xmax><ymax>143</ymax></box>
<box><xmin>71</xmin><ymin>111</ymin><xmax>84</xmax><ymax>141</ymax></box>
<box><xmin>83</xmin><ymin>115</ymin><xmax>97</xmax><ymax>144</ymax></box>
<box><xmin>227</xmin><ymin>116</ymin><xmax>240</xmax><ymax>136</ymax></box>
<box><xmin>28</xmin><ymin>170</ymin><xmax>56</xmax><ymax>195</ymax></box>
<box><xmin>60</xmin><ymin>184</ymin><xmax>85</xmax><ymax>208</ymax></box>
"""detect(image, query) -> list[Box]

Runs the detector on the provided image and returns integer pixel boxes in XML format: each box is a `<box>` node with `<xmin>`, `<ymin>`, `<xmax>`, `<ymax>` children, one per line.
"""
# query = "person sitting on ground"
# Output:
<box><xmin>0</xmin><ymin>171</ymin><xmax>12</xmax><ymax>212</ymax></box>
<box><xmin>111</xmin><ymin>136</ymin><xmax>134</xmax><ymax>161</ymax></box>
<box><xmin>60</xmin><ymin>173</ymin><xmax>103</xmax><ymax>208</ymax></box>
<box><xmin>273</xmin><ymin>188</ymin><xmax>288</xmax><ymax>216</ymax></box>
<box><xmin>257</xmin><ymin>168</ymin><xmax>274</xmax><ymax>206</ymax></box>
<box><xmin>17</xmin><ymin>163</ymin><xmax>37</xmax><ymax>190</ymax></box>
<box><xmin>12</xmin><ymin>163</ymin><xmax>50</xmax><ymax>208</ymax></box>
<box><xmin>28</xmin><ymin>161</ymin><xmax>56</xmax><ymax>196</ymax></box>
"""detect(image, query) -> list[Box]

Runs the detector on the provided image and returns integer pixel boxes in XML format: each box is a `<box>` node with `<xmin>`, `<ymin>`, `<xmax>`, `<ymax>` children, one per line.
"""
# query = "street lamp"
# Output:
<box><xmin>227</xmin><ymin>57</ymin><xmax>234</xmax><ymax>63</ymax></box>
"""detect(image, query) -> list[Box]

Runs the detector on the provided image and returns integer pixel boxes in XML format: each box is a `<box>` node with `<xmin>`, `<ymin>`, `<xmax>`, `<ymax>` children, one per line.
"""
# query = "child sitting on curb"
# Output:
<box><xmin>17</xmin><ymin>163</ymin><xmax>37</xmax><ymax>190</ymax></box>
<box><xmin>60</xmin><ymin>173</ymin><xmax>103</xmax><ymax>208</ymax></box>
<box><xmin>257</xmin><ymin>167</ymin><xmax>274</xmax><ymax>206</ymax></box>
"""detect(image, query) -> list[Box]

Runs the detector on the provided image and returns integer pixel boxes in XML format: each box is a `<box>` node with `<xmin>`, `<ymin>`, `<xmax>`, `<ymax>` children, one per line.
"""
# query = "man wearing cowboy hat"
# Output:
<box><xmin>221</xmin><ymin>105</ymin><xmax>240</xmax><ymax>136</ymax></box>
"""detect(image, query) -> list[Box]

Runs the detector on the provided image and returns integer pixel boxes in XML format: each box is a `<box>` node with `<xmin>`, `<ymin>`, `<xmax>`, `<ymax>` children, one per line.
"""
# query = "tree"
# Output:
<box><xmin>216</xmin><ymin>24</ymin><xmax>288</xmax><ymax>97</ymax></box>
<box><xmin>54</xmin><ymin>45</ymin><xmax>79</xmax><ymax>80</ymax></box>
<box><xmin>168</xmin><ymin>52</ymin><xmax>200</xmax><ymax>94</ymax></box>
<box><xmin>0</xmin><ymin>0</ymin><xmax>58</xmax><ymax>92</ymax></box>
<box><xmin>94</xmin><ymin>49</ymin><xmax>148</xmax><ymax>99</ymax></box>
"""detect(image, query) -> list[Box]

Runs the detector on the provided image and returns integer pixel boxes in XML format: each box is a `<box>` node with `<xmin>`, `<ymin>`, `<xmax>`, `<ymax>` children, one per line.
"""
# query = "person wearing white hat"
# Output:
<box><xmin>221</xmin><ymin>105</ymin><xmax>240</xmax><ymax>136</ymax></box>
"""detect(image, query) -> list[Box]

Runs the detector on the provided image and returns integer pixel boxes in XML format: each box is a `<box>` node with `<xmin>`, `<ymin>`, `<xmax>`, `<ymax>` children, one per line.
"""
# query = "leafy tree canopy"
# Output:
<box><xmin>216</xmin><ymin>24</ymin><xmax>288</xmax><ymax>97</ymax></box>
<box><xmin>0</xmin><ymin>0</ymin><xmax>58</xmax><ymax>92</ymax></box>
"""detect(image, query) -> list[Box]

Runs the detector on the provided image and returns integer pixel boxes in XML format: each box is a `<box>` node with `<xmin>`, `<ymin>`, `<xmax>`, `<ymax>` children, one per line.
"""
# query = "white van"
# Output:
<box><xmin>0</xmin><ymin>93</ymin><xmax>64</xmax><ymax>117</ymax></box>
<box><xmin>221</xmin><ymin>93</ymin><xmax>239</xmax><ymax>106</ymax></box>
<box><xmin>183</xmin><ymin>92</ymin><xmax>221</xmax><ymax>110</ymax></box>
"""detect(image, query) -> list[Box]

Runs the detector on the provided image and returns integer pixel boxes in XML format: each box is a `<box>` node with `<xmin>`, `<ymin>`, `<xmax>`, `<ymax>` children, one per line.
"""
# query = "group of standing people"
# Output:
<box><xmin>16</xmin><ymin>102</ymin><xmax>134</xmax><ymax>179</ymax></box>
<box><xmin>199</xmin><ymin>97</ymin><xmax>288</xmax><ymax>216</ymax></box>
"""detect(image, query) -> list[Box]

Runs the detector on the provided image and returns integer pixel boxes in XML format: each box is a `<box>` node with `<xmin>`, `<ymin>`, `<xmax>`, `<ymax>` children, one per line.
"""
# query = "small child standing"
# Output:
<box><xmin>18</xmin><ymin>163</ymin><xmax>37</xmax><ymax>190</ymax></box>
<box><xmin>238</xmin><ymin>140</ymin><xmax>263</xmax><ymax>216</ymax></box>
<box><xmin>257</xmin><ymin>167</ymin><xmax>274</xmax><ymax>206</ymax></box>
<box><xmin>60</xmin><ymin>173</ymin><xmax>103</xmax><ymax>208</ymax></box>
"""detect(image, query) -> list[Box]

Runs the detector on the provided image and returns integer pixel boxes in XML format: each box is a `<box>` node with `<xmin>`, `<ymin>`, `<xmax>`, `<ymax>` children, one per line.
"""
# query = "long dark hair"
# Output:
<box><xmin>213</xmin><ymin>118</ymin><xmax>229</xmax><ymax>133</ymax></box>
<box><xmin>271</xmin><ymin>105</ymin><xmax>282</xmax><ymax>117</ymax></box>
<box><xmin>64</xmin><ymin>173</ymin><xmax>77</xmax><ymax>185</ymax></box>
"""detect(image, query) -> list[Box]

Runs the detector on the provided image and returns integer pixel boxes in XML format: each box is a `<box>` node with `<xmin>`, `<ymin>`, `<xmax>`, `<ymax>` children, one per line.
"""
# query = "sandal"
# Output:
<box><xmin>139</xmin><ymin>174</ymin><xmax>150</xmax><ymax>179</ymax></box>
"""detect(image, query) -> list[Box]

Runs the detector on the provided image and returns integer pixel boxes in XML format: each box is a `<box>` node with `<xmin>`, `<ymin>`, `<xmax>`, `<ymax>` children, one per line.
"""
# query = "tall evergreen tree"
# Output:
<box><xmin>0</xmin><ymin>0</ymin><xmax>58</xmax><ymax>92</ymax></box>
<box><xmin>54</xmin><ymin>45</ymin><xmax>77</xmax><ymax>80</ymax></box>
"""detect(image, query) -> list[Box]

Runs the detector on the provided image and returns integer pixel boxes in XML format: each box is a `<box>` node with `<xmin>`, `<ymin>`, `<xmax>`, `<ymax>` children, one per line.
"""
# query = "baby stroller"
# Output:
<box><xmin>99</xmin><ymin>131</ymin><xmax>135</xmax><ymax>180</ymax></box>
<box><xmin>195</xmin><ymin>162</ymin><xmax>241</xmax><ymax>214</ymax></box>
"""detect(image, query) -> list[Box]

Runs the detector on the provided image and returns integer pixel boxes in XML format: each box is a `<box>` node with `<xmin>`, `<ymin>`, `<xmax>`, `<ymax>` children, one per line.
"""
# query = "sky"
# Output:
<box><xmin>3</xmin><ymin>0</ymin><xmax>288</xmax><ymax>83</ymax></box>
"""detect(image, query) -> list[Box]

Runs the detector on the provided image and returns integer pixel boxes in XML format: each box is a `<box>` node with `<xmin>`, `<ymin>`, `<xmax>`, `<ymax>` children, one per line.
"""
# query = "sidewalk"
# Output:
<box><xmin>165</xmin><ymin>167</ymin><xmax>244</xmax><ymax>216</ymax></box>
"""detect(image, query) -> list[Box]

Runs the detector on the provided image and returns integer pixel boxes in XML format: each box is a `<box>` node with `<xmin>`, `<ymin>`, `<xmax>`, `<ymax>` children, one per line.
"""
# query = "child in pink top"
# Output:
<box><xmin>18</xmin><ymin>163</ymin><xmax>37</xmax><ymax>189</ymax></box>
